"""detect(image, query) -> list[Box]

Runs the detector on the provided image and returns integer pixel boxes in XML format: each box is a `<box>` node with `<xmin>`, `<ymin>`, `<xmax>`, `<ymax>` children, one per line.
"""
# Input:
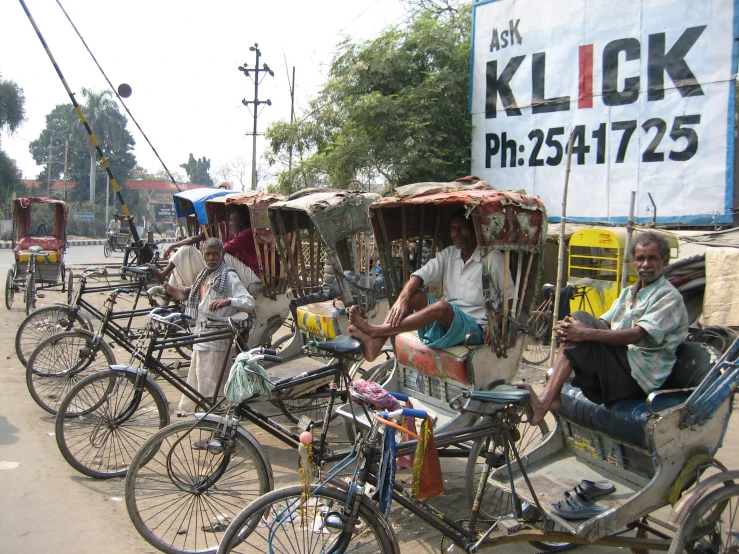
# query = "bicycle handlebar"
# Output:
<box><xmin>384</xmin><ymin>407</ymin><xmax>428</xmax><ymax>420</ymax></box>
<box><xmin>262</xmin><ymin>354</ymin><xmax>282</xmax><ymax>364</ymax></box>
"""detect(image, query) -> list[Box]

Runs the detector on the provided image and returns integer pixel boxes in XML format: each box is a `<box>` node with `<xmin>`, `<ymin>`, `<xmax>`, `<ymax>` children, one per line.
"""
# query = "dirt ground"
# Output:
<box><xmin>2</xmin><ymin>287</ymin><xmax>738</xmax><ymax>553</ymax></box>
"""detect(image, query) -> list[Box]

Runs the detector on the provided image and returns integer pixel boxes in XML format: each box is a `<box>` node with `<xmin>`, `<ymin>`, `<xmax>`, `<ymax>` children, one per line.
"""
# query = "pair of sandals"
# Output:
<box><xmin>551</xmin><ymin>479</ymin><xmax>615</xmax><ymax>520</ymax></box>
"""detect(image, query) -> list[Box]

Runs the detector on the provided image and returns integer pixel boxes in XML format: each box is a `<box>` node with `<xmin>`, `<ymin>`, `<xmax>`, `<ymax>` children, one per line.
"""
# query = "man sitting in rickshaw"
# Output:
<box><xmin>162</xmin><ymin>237</ymin><xmax>255</xmax><ymax>413</ymax></box>
<box><xmin>349</xmin><ymin>210</ymin><xmax>509</xmax><ymax>361</ymax></box>
<box><xmin>518</xmin><ymin>231</ymin><xmax>689</xmax><ymax>426</ymax></box>
<box><xmin>151</xmin><ymin>207</ymin><xmax>261</xmax><ymax>288</ymax></box>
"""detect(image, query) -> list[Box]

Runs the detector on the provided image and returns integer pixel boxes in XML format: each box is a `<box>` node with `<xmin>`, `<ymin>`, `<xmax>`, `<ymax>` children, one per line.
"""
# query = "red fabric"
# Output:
<box><xmin>15</xmin><ymin>236</ymin><xmax>63</xmax><ymax>253</ymax></box>
<box><xmin>224</xmin><ymin>228</ymin><xmax>260</xmax><ymax>276</ymax></box>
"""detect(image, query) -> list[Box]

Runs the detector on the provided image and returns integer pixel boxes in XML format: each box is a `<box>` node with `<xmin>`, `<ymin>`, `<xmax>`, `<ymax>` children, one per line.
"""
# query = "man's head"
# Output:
<box><xmin>201</xmin><ymin>237</ymin><xmax>224</xmax><ymax>272</ymax></box>
<box><xmin>449</xmin><ymin>209</ymin><xmax>477</xmax><ymax>253</ymax></box>
<box><xmin>228</xmin><ymin>208</ymin><xmax>250</xmax><ymax>236</ymax></box>
<box><xmin>630</xmin><ymin>231</ymin><xmax>670</xmax><ymax>285</ymax></box>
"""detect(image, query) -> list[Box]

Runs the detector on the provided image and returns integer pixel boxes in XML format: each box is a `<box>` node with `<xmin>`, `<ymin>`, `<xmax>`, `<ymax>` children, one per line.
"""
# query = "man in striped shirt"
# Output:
<box><xmin>519</xmin><ymin>231</ymin><xmax>689</xmax><ymax>426</ymax></box>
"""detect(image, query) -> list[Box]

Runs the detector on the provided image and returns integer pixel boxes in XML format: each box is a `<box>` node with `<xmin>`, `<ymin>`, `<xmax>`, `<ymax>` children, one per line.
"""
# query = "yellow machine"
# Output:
<box><xmin>567</xmin><ymin>228</ymin><xmax>678</xmax><ymax>317</ymax></box>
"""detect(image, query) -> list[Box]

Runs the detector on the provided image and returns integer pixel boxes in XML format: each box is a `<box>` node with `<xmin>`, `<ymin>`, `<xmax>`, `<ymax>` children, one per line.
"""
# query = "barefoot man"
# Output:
<box><xmin>348</xmin><ymin>210</ymin><xmax>509</xmax><ymax>361</ymax></box>
<box><xmin>518</xmin><ymin>231</ymin><xmax>689</xmax><ymax>425</ymax></box>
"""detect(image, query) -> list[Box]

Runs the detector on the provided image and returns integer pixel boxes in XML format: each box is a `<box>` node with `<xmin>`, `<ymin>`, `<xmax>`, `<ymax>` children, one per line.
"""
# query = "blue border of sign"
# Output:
<box><xmin>470</xmin><ymin>0</ymin><xmax>739</xmax><ymax>226</ymax></box>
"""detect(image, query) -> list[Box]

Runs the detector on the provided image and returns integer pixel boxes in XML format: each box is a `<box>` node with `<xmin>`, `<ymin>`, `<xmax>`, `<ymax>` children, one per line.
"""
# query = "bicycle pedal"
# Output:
<box><xmin>497</xmin><ymin>516</ymin><xmax>522</xmax><ymax>534</ymax></box>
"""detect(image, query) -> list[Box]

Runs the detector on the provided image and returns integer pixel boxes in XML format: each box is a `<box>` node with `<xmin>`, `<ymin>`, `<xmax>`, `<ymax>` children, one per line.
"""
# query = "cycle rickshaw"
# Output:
<box><xmin>218</xmin><ymin>180</ymin><xmax>739</xmax><ymax>554</ymax></box>
<box><xmin>103</xmin><ymin>213</ymin><xmax>133</xmax><ymax>257</ymax></box>
<box><xmin>5</xmin><ymin>196</ymin><xmax>69</xmax><ymax>316</ymax></box>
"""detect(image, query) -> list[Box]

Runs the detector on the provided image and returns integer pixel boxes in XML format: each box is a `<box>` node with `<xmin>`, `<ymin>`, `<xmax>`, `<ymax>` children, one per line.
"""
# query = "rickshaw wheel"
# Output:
<box><xmin>669</xmin><ymin>483</ymin><xmax>739</xmax><ymax>554</ymax></box>
<box><xmin>5</xmin><ymin>268</ymin><xmax>15</xmax><ymax>309</ymax></box>
<box><xmin>24</xmin><ymin>271</ymin><xmax>35</xmax><ymax>316</ymax></box>
<box><xmin>521</xmin><ymin>310</ymin><xmax>552</xmax><ymax>366</ymax></box>
<box><xmin>103</xmin><ymin>239</ymin><xmax>112</xmax><ymax>258</ymax></box>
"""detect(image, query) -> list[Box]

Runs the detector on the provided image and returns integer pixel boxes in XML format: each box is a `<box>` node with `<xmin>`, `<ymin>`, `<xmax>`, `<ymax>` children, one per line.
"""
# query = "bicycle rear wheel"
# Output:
<box><xmin>16</xmin><ymin>305</ymin><xmax>91</xmax><ymax>367</ymax></box>
<box><xmin>217</xmin><ymin>484</ymin><xmax>398</xmax><ymax>554</ymax></box>
<box><xmin>521</xmin><ymin>310</ymin><xmax>552</xmax><ymax>366</ymax></box>
<box><xmin>55</xmin><ymin>369</ymin><xmax>169</xmax><ymax>479</ymax></box>
<box><xmin>125</xmin><ymin>418</ymin><xmax>272</xmax><ymax>554</ymax></box>
<box><xmin>26</xmin><ymin>330</ymin><xmax>116</xmax><ymax>415</ymax></box>
<box><xmin>669</xmin><ymin>483</ymin><xmax>739</xmax><ymax>554</ymax></box>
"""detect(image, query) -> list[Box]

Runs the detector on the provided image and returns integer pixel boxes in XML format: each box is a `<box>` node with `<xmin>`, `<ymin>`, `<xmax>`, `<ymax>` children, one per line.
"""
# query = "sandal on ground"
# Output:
<box><xmin>551</xmin><ymin>491</ymin><xmax>609</xmax><ymax>520</ymax></box>
<box><xmin>566</xmin><ymin>479</ymin><xmax>615</xmax><ymax>501</ymax></box>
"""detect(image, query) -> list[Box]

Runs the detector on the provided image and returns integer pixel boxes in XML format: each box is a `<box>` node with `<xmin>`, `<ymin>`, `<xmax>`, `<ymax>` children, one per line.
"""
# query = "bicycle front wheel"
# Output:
<box><xmin>55</xmin><ymin>369</ymin><xmax>169</xmax><ymax>479</ymax></box>
<box><xmin>126</xmin><ymin>418</ymin><xmax>272</xmax><ymax>554</ymax></box>
<box><xmin>16</xmin><ymin>305</ymin><xmax>91</xmax><ymax>367</ymax></box>
<box><xmin>26</xmin><ymin>330</ymin><xmax>116</xmax><ymax>415</ymax></box>
<box><xmin>103</xmin><ymin>240</ymin><xmax>112</xmax><ymax>258</ymax></box>
<box><xmin>217</xmin><ymin>484</ymin><xmax>398</xmax><ymax>554</ymax></box>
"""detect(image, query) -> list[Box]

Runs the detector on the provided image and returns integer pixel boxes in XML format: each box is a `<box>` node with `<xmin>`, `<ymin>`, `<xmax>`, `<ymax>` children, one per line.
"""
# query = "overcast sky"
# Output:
<box><xmin>1</xmin><ymin>0</ymin><xmax>409</xmax><ymax>187</ymax></box>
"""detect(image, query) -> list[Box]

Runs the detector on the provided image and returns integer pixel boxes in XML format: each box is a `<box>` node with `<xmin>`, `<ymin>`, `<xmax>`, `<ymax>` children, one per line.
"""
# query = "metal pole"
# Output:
<box><xmin>288</xmin><ymin>66</ymin><xmax>295</xmax><ymax>179</ymax></box>
<box><xmin>549</xmin><ymin>129</ymin><xmax>576</xmax><ymax>368</ymax></box>
<box><xmin>46</xmin><ymin>135</ymin><xmax>52</xmax><ymax>196</ymax></box>
<box><xmin>63</xmin><ymin>140</ymin><xmax>68</xmax><ymax>201</ymax></box>
<box><xmin>621</xmin><ymin>191</ymin><xmax>636</xmax><ymax>291</ymax></box>
<box><xmin>106</xmin><ymin>173</ymin><xmax>110</xmax><ymax>229</ymax></box>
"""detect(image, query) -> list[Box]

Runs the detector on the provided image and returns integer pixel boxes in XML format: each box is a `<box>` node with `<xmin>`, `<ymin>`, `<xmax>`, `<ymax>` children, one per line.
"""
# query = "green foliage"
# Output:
<box><xmin>0</xmin><ymin>74</ymin><xmax>26</xmax><ymax>141</ymax></box>
<box><xmin>0</xmin><ymin>150</ymin><xmax>22</xmax><ymax>218</ymax></box>
<box><xmin>180</xmin><ymin>154</ymin><xmax>214</xmax><ymax>186</ymax></box>
<box><xmin>264</xmin><ymin>2</ymin><xmax>472</xmax><ymax>194</ymax></box>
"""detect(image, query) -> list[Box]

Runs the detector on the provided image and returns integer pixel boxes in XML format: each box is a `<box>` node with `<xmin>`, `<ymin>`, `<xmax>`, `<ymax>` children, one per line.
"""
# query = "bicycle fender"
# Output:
<box><xmin>193</xmin><ymin>412</ymin><xmax>275</xmax><ymax>491</ymax></box>
<box><xmin>669</xmin><ymin>468</ymin><xmax>739</xmax><ymax>527</ymax></box>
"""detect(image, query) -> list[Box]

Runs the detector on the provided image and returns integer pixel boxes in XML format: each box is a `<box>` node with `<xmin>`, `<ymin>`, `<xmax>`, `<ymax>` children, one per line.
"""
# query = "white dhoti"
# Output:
<box><xmin>168</xmin><ymin>245</ymin><xmax>261</xmax><ymax>291</ymax></box>
<box><xmin>178</xmin><ymin>349</ymin><xmax>231</xmax><ymax>413</ymax></box>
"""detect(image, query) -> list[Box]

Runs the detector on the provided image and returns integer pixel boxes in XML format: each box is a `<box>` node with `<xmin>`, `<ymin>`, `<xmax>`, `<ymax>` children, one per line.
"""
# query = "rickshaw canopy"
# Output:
<box><xmin>12</xmin><ymin>196</ymin><xmax>69</xmax><ymax>250</ymax></box>
<box><xmin>173</xmin><ymin>188</ymin><xmax>231</xmax><ymax>224</ymax></box>
<box><xmin>371</xmin><ymin>182</ymin><xmax>547</xmax><ymax>253</ymax></box>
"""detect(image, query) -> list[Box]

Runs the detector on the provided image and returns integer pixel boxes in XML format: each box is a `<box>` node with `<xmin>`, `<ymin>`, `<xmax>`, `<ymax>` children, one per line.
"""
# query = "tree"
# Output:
<box><xmin>29</xmin><ymin>90</ymin><xmax>139</xmax><ymax>235</ymax></box>
<box><xmin>180</xmin><ymin>154</ymin><xmax>214</xmax><ymax>186</ymax></box>
<box><xmin>0</xmin><ymin>74</ymin><xmax>26</xmax><ymax>216</ymax></box>
<box><xmin>214</xmin><ymin>157</ymin><xmax>251</xmax><ymax>191</ymax></box>
<box><xmin>264</xmin><ymin>2</ymin><xmax>472</xmax><ymax>193</ymax></box>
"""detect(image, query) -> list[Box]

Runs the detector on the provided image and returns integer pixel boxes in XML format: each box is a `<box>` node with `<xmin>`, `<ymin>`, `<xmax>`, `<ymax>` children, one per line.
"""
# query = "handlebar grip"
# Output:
<box><xmin>389</xmin><ymin>391</ymin><xmax>409</xmax><ymax>402</ymax></box>
<box><xmin>118</xmin><ymin>288</ymin><xmax>136</xmax><ymax>294</ymax></box>
<box><xmin>261</xmin><ymin>348</ymin><xmax>278</xmax><ymax>356</ymax></box>
<box><xmin>263</xmin><ymin>355</ymin><xmax>282</xmax><ymax>364</ymax></box>
<box><xmin>401</xmin><ymin>408</ymin><xmax>427</xmax><ymax>420</ymax></box>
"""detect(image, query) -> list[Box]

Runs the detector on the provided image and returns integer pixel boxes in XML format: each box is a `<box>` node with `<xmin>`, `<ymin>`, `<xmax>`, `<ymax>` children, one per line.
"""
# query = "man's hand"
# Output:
<box><xmin>554</xmin><ymin>316</ymin><xmax>589</xmax><ymax>344</ymax></box>
<box><xmin>163</xmin><ymin>245</ymin><xmax>174</xmax><ymax>259</ymax></box>
<box><xmin>209</xmin><ymin>298</ymin><xmax>231</xmax><ymax>311</ymax></box>
<box><xmin>386</xmin><ymin>298</ymin><xmax>410</xmax><ymax>328</ymax></box>
<box><xmin>483</xmin><ymin>325</ymin><xmax>491</xmax><ymax>346</ymax></box>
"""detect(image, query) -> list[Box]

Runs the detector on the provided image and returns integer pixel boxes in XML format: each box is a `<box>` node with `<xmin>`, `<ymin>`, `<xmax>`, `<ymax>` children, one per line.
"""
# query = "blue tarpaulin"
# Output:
<box><xmin>173</xmin><ymin>188</ymin><xmax>231</xmax><ymax>224</ymax></box>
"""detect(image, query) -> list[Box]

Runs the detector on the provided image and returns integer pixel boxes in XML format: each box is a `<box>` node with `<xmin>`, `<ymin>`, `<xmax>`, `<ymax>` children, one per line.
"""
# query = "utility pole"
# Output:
<box><xmin>46</xmin><ymin>135</ymin><xmax>53</xmax><ymax>196</ymax></box>
<box><xmin>63</xmin><ymin>140</ymin><xmax>68</xmax><ymax>201</ymax></box>
<box><xmin>238</xmin><ymin>43</ymin><xmax>274</xmax><ymax>190</ymax></box>
<box><xmin>287</xmin><ymin>66</ymin><xmax>296</xmax><ymax>180</ymax></box>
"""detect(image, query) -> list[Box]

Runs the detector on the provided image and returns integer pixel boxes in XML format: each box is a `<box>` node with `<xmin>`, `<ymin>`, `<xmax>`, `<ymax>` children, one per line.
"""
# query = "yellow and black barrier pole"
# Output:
<box><xmin>18</xmin><ymin>0</ymin><xmax>141</xmax><ymax>244</ymax></box>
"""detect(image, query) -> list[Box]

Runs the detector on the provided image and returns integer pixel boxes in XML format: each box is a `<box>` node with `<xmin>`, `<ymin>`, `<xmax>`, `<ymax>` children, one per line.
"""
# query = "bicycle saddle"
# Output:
<box><xmin>122</xmin><ymin>266</ymin><xmax>152</xmax><ymax>275</ymax></box>
<box><xmin>314</xmin><ymin>335</ymin><xmax>363</xmax><ymax>355</ymax></box>
<box><xmin>465</xmin><ymin>385</ymin><xmax>531</xmax><ymax>407</ymax></box>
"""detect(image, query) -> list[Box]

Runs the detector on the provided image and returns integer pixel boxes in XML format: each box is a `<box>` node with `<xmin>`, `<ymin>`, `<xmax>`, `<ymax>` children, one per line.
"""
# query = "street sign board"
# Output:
<box><xmin>470</xmin><ymin>0</ymin><xmax>738</xmax><ymax>225</ymax></box>
<box><xmin>72</xmin><ymin>211</ymin><xmax>94</xmax><ymax>223</ymax></box>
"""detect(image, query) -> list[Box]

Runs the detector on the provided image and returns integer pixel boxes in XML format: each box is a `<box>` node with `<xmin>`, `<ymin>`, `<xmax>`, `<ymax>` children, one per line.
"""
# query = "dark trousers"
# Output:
<box><xmin>564</xmin><ymin>311</ymin><xmax>646</xmax><ymax>405</ymax></box>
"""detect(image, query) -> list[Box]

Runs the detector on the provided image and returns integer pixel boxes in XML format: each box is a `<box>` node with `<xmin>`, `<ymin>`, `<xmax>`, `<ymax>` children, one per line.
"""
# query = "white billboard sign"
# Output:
<box><xmin>470</xmin><ymin>0</ymin><xmax>738</xmax><ymax>225</ymax></box>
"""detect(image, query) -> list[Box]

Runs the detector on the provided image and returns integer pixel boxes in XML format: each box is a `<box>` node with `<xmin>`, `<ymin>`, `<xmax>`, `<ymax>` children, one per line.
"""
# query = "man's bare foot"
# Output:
<box><xmin>348</xmin><ymin>324</ymin><xmax>386</xmax><ymax>363</ymax></box>
<box><xmin>515</xmin><ymin>382</ymin><xmax>557</xmax><ymax>426</ymax></box>
<box><xmin>347</xmin><ymin>307</ymin><xmax>380</xmax><ymax>338</ymax></box>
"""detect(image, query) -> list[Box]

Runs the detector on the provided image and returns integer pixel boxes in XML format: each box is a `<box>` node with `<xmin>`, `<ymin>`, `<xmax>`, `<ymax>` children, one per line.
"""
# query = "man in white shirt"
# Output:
<box><xmin>163</xmin><ymin>237</ymin><xmax>255</xmax><ymax>413</ymax></box>
<box><xmin>349</xmin><ymin>210</ymin><xmax>507</xmax><ymax>361</ymax></box>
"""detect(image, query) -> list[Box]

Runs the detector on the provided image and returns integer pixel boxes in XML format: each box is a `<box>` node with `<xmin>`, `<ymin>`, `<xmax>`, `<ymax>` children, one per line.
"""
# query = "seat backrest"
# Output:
<box><xmin>661</xmin><ymin>341</ymin><xmax>716</xmax><ymax>390</ymax></box>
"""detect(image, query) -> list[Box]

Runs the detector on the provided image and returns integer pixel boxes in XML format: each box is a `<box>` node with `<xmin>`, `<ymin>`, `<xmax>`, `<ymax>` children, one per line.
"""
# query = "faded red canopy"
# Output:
<box><xmin>371</xmin><ymin>187</ymin><xmax>547</xmax><ymax>252</ymax></box>
<box><xmin>12</xmin><ymin>197</ymin><xmax>69</xmax><ymax>247</ymax></box>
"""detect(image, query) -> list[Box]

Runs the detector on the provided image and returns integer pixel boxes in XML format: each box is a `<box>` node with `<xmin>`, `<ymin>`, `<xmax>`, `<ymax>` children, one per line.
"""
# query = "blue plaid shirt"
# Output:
<box><xmin>601</xmin><ymin>275</ymin><xmax>688</xmax><ymax>393</ymax></box>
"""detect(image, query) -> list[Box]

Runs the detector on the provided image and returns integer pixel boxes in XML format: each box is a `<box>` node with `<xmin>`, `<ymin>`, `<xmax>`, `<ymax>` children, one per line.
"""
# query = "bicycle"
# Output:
<box><xmin>16</xmin><ymin>265</ymin><xmax>167</xmax><ymax>367</ymax></box>
<box><xmin>215</xmin><ymin>383</ymin><xmax>554</xmax><ymax>554</ymax></box>
<box><xmin>25</xmin><ymin>278</ymin><xmax>189</xmax><ymax>415</ymax></box>
<box><xmin>123</xmin><ymin>336</ymin><xmax>400</xmax><ymax>554</ymax></box>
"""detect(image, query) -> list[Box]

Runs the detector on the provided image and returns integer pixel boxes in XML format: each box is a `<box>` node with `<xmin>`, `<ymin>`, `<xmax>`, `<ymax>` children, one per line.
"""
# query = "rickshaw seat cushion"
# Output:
<box><xmin>556</xmin><ymin>341</ymin><xmax>715</xmax><ymax>449</ymax></box>
<box><xmin>395</xmin><ymin>331</ymin><xmax>471</xmax><ymax>384</ymax></box>
<box><xmin>15</xmin><ymin>236</ymin><xmax>63</xmax><ymax>254</ymax></box>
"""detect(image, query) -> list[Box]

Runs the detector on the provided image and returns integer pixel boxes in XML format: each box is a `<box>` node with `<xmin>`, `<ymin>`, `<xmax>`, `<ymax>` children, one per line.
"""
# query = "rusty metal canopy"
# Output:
<box><xmin>206</xmin><ymin>191</ymin><xmax>285</xmax><ymax>230</ymax></box>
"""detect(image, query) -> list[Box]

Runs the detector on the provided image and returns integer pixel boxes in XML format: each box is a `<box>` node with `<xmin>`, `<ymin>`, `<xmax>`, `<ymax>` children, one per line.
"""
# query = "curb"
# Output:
<box><xmin>0</xmin><ymin>238</ymin><xmax>177</xmax><ymax>250</ymax></box>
